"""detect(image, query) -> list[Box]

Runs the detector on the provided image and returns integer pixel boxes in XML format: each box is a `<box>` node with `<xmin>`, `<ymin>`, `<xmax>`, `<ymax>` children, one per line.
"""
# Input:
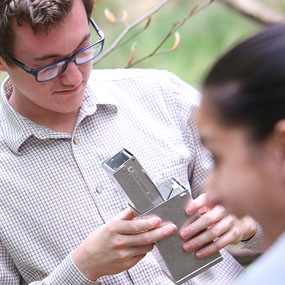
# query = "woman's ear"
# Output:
<box><xmin>0</xmin><ymin>57</ymin><xmax>8</xmax><ymax>72</ymax></box>
<box><xmin>274</xmin><ymin>120</ymin><xmax>285</xmax><ymax>146</ymax></box>
<box><xmin>273</xmin><ymin>120</ymin><xmax>285</xmax><ymax>181</ymax></box>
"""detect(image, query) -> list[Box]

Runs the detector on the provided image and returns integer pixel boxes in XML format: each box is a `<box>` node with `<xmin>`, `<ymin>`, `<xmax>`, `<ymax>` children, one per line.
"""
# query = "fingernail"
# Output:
<box><xmin>196</xmin><ymin>250</ymin><xmax>204</xmax><ymax>258</ymax></box>
<box><xmin>149</xmin><ymin>217</ymin><xmax>161</xmax><ymax>226</ymax></box>
<box><xmin>183</xmin><ymin>243</ymin><xmax>192</xmax><ymax>251</ymax></box>
<box><xmin>186</xmin><ymin>207</ymin><xmax>194</xmax><ymax>215</ymax></box>
<box><xmin>180</xmin><ymin>228</ymin><xmax>194</xmax><ymax>239</ymax></box>
<box><xmin>163</xmin><ymin>224</ymin><xmax>177</xmax><ymax>236</ymax></box>
<box><xmin>180</xmin><ymin>230</ymin><xmax>188</xmax><ymax>239</ymax></box>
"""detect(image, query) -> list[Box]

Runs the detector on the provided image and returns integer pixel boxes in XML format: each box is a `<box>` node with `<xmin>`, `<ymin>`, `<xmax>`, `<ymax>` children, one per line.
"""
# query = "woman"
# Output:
<box><xmin>198</xmin><ymin>24</ymin><xmax>285</xmax><ymax>284</ymax></box>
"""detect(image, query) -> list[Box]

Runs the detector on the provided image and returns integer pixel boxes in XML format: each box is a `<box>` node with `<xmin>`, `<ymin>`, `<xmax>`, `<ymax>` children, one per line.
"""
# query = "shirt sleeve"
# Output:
<box><xmin>240</xmin><ymin>222</ymin><xmax>265</xmax><ymax>252</ymax></box>
<box><xmin>0</xmin><ymin>246</ymin><xmax>101</xmax><ymax>285</ymax></box>
<box><xmin>37</xmin><ymin>253</ymin><xmax>101</xmax><ymax>285</ymax></box>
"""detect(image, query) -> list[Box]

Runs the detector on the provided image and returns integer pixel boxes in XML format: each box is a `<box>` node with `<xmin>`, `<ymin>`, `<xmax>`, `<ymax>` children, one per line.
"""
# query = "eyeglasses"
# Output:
<box><xmin>10</xmin><ymin>18</ymin><xmax>105</xmax><ymax>82</ymax></box>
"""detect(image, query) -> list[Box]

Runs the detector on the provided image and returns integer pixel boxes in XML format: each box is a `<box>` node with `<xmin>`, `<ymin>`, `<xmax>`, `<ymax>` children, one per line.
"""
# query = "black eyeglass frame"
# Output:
<box><xmin>10</xmin><ymin>18</ymin><xmax>105</xmax><ymax>82</ymax></box>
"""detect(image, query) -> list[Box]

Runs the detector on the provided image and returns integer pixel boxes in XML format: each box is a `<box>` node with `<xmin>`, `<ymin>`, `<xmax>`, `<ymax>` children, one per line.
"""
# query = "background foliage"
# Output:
<box><xmin>0</xmin><ymin>0</ymin><xmax>284</xmax><ymax>88</ymax></box>
<box><xmin>92</xmin><ymin>0</ymin><xmax>264</xmax><ymax>88</ymax></box>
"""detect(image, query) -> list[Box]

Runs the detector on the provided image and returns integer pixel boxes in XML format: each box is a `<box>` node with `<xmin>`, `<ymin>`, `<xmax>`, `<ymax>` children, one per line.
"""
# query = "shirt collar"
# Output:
<box><xmin>0</xmin><ymin>76</ymin><xmax>118</xmax><ymax>154</ymax></box>
<box><xmin>77</xmin><ymin>76</ymin><xmax>118</xmax><ymax>118</ymax></box>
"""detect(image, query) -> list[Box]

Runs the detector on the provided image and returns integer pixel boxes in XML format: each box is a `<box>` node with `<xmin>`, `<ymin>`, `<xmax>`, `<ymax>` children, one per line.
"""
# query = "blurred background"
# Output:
<box><xmin>91</xmin><ymin>0</ymin><xmax>284</xmax><ymax>88</ymax></box>
<box><xmin>0</xmin><ymin>0</ymin><xmax>284</xmax><ymax>89</ymax></box>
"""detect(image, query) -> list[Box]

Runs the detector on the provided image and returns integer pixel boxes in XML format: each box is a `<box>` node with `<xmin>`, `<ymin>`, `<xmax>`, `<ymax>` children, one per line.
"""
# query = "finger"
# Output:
<box><xmin>123</xmin><ymin>223</ymin><xmax>177</xmax><ymax>246</ymax></box>
<box><xmin>199</xmin><ymin>205</ymin><xmax>211</xmax><ymax>215</ymax></box>
<box><xmin>185</xmin><ymin>193</ymin><xmax>207</xmax><ymax>215</ymax></box>
<box><xmin>180</xmin><ymin>205</ymin><xmax>227</xmax><ymax>239</ymax></box>
<box><xmin>129</xmin><ymin>244</ymin><xmax>154</xmax><ymax>256</ymax></box>
<box><xmin>114</xmin><ymin>244</ymin><xmax>154</xmax><ymax>260</ymax></box>
<box><xmin>113</xmin><ymin>208</ymin><xmax>135</xmax><ymax>222</ymax></box>
<box><xmin>182</xmin><ymin>214</ymin><xmax>234</xmax><ymax>252</ymax></box>
<box><xmin>194</xmin><ymin>240</ymin><xmax>221</xmax><ymax>259</ymax></box>
<box><xmin>113</xmin><ymin>216</ymin><xmax>163</xmax><ymax>235</ymax></box>
<box><xmin>195</xmin><ymin>228</ymin><xmax>239</xmax><ymax>258</ymax></box>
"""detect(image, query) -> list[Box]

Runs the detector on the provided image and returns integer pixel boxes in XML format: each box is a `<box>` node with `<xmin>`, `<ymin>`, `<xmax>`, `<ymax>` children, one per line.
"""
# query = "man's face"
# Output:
<box><xmin>198</xmin><ymin>93</ymin><xmax>285</xmax><ymax>245</ymax></box>
<box><xmin>1</xmin><ymin>0</ymin><xmax>92</xmax><ymax>117</ymax></box>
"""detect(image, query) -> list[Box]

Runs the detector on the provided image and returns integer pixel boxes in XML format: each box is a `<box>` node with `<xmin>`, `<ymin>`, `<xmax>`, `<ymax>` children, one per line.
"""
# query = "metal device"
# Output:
<box><xmin>102</xmin><ymin>149</ymin><xmax>223</xmax><ymax>284</ymax></box>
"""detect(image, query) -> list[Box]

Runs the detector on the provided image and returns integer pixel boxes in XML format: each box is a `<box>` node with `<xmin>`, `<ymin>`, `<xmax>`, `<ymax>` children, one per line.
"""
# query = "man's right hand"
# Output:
<box><xmin>72</xmin><ymin>208</ymin><xmax>177</xmax><ymax>281</ymax></box>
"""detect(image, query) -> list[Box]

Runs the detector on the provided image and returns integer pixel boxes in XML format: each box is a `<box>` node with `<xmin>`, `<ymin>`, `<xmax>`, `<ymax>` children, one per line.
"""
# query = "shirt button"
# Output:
<box><xmin>96</xmin><ymin>185</ymin><xmax>104</xmax><ymax>193</ymax></box>
<box><xmin>73</xmin><ymin>137</ymin><xmax>80</xmax><ymax>145</ymax></box>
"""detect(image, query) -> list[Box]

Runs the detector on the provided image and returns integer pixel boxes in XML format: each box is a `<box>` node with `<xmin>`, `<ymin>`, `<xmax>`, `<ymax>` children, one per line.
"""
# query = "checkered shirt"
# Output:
<box><xmin>0</xmin><ymin>69</ymin><xmax>245</xmax><ymax>284</ymax></box>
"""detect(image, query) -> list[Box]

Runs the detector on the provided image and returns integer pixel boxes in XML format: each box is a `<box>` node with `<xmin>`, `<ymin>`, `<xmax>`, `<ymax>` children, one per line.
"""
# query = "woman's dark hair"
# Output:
<box><xmin>203</xmin><ymin>24</ymin><xmax>285</xmax><ymax>141</ymax></box>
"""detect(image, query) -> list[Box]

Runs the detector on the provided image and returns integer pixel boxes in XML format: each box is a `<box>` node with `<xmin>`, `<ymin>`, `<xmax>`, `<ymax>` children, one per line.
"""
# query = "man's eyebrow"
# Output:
<box><xmin>33</xmin><ymin>32</ymin><xmax>91</xmax><ymax>62</ymax></box>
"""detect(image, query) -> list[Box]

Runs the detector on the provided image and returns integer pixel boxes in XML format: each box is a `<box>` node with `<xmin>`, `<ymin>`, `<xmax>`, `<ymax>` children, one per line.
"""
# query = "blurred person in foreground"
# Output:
<box><xmin>0</xmin><ymin>0</ymin><xmax>260</xmax><ymax>284</ymax></box>
<box><xmin>198</xmin><ymin>24</ymin><xmax>285</xmax><ymax>284</ymax></box>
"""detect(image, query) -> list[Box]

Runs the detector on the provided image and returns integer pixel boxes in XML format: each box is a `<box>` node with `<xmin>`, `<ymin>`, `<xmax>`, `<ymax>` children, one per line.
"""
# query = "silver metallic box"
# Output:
<box><xmin>102</xmin><ymin>149</ymin><xmax>223</xmax><ymax>284</ymax></box>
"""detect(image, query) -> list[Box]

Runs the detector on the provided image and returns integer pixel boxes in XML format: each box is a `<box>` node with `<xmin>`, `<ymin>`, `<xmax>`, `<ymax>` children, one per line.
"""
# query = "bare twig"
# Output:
<box><xmin>117</xmin><ymin>17</ymin><xmax>152</xmax><ymax>48</ymax></box>
<box><xmin>125</xmin><ymin>1</ymin><xmax>213</xmax><ymax>68</ymax></box>
<box><xmin>93</xmin><ymin>0</ymin><xmax>175</xmax><ymax>65</ymax></box>
<box><xmin>219</xmin><ymin>0</ymin><xmax>284</xmax><ymax>25</ymax></box>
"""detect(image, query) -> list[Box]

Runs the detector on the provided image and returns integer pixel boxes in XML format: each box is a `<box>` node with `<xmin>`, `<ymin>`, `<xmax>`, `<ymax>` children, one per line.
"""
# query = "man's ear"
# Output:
<box><xmin>0</xmin><ymin>56</ymin><xmax>8</xmax><ymax>72</ymax></box>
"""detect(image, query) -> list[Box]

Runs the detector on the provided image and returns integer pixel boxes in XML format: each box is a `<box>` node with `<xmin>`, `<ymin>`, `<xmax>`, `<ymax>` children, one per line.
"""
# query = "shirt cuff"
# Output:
<box><xmin>45</xmin><ymin>253</ymin><xmax>101</xmax><ymax>284</ymax></box>
<box><xmin>241</xmin><ymin>222</ymin><xmax>265</xmax><ymax>252</ymax></box>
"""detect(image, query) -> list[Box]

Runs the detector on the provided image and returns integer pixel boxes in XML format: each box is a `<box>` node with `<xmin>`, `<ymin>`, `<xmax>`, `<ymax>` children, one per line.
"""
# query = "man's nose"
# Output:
<box><xmin>60</xmin><ymin>60</ymin><xmax>82</xmax><ymax>85</ymax></box>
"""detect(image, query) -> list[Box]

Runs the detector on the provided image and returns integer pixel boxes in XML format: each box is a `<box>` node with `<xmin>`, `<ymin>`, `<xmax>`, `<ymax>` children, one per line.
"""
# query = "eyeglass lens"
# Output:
<box><xmin>75</xmin><ymin>43</ymin><xmax>102</xmax><ymax>64</ymax></box>
<box><xmin>37</xmin><ymin>43</ymin><xmax>103</xmax><ymax>82</ymax></box>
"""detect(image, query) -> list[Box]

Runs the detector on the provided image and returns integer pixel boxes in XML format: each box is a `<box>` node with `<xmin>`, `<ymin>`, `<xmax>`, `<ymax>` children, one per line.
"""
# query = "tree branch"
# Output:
<box><xmin>93</xmin><ymin>0</ymin><xmax>175</xmax><ymax>64</ymax></box>
<box><xmin>117</xmin><ymin>17</ymin><xmax>151</xmax><ymax>48</ymax></box>
<box><xmin>219</xmin><ymin>0</ymin><xmax>284</xmax><ymax>25</ymax></box>
<box><xmin>125</xmin><ymin>1</ymin><xmax>213</xmax><ymax>68</ymax></box>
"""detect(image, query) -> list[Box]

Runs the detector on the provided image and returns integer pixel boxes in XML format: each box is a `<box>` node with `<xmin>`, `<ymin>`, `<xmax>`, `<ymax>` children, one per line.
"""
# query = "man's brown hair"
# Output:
<box><xmin>0</xmin><ymin>0</ymin><xmax>95</xmax><ymax>65</ymax></box>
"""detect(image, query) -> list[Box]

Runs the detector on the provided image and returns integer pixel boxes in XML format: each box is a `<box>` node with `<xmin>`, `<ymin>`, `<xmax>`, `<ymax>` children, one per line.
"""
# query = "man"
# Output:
<box><xmin>0</xmin><ymin>0</ymin><xmax>261</xmax><ymax>284</ymax></box>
